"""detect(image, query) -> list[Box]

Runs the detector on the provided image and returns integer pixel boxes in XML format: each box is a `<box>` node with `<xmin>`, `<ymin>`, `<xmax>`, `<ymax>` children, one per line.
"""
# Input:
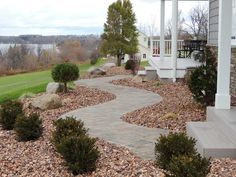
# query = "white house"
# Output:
<box><xmin>137</xmin><ymin>31</ymin><xmax>150</xmax><ymax>61</ymax></box>
<box><xmin>124</xmin><ymin>30</ymin><xmax>149</xmax><ymax>62</ymax></box>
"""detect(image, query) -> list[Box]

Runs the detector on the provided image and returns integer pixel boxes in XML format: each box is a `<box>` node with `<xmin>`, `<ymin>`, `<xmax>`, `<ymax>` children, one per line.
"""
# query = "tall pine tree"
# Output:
<box><xmin>101</xmin><ymin>0</ymin><xmax>138</xmax><ymax>66</ymax></box>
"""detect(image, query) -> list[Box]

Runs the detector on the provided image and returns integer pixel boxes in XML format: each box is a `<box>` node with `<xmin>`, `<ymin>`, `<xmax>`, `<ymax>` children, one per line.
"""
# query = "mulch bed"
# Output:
<box><xmin>0</xmin><ymin>85</ymin><xmax>164</xmax><ymax>177</ymax></box>
<box><xmin>111</xmin><ymin>78</ymin><xmax>205</xmax><ymax>132</ymax></box>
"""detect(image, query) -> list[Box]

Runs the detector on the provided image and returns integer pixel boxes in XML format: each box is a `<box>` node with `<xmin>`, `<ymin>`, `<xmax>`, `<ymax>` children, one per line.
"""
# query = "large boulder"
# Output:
<box><xmin>31</xmin><ymin>94</ymin><xmax>62</xmax><ymax>110</ymax></box>
<box><xmin>101</xmin><ymin>63</ymin><xmax>116</xmax><ymax>70</ymax></box>
<box><xmin>89</xmin><ymin>67</ymin><xmax>106</xmax><ymax>75</ymax></box>
<box><xmin>46</xmin><ymin>82</ymin><xmax>62</xmax><ymax>94</ymax></box>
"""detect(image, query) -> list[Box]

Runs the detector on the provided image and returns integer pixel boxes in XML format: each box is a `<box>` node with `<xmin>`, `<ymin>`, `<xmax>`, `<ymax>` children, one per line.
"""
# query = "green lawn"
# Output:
<box><xmin>140</xmin><ymin>60</ymin><xmax>150</xmax><ymax>67</ymax></box>
<box><xmin>0</xmin><ymin>59</ymin><xmax>106</xmax><ymax>103</ymax></box>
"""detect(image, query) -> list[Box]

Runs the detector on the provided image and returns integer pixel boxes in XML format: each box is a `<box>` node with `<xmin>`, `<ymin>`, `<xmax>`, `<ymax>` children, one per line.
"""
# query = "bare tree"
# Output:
<box><xmin>138</xmin><ymin>15</ymin><xmax>158</xmax><ymax>37</ymax></box>
<box><xmin>138</xmin><ymin>23</ymin><xmax>148</xmax><ymax>34</ymax></box>
<box><xmin>148</xmin><ymin>16</ymin><xmax>158</xmax><ymax>37</ymax></box>
<box><xmin>165</xmin><ymin>10</ymin><xmax>186</xmax><ymax>39</ymax></box>
<box><xmin>185</xmin><ymin>5</ymin><xmax>208</xmax><ymax>40</ymax></box>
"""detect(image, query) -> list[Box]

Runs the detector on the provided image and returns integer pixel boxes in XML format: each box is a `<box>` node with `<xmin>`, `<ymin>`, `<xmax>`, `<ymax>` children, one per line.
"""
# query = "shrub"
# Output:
<box><xmin>125</xmin><ymin>59</ymin><xmax>136</xmax><ymax>69</ymax></box>
<box><xmin>187</xmin><ymin>46</ymin><xmax>217</xmax><ymax>106</ymax></box>
<box><xmin>155</xmin><ymin>132</ymin><xmax>197</xmax><ymax>171</ymax></box>
<box><xmin>51</xmin><ymin>63</ymin><xmax>79</xmax><ymax>92</ymax></box>
<box><xmin>14</xmin><ymin>113</ymin><xmax>43</xmax><ymax>141</ymax></box>
<box><xmin>90</xmin><ymin>58</ymin><xmax>98</xmax><ymax>65</ymax></box>
<box><xmin>167</xmin><ymin>154</ymin><xmax>211</xmax><ymax>177</ymax></box>
<box><xmin>52</xmin><ymin>117</ymin><xmax>88</xmax><ymax>146</ymax></box>
<box><xmin>125</xmin><ymin>59</ymin><xmax>139</xmax><ymax>74</ymax></box>
<box><xmin>0</xmin><ymin>100</ymin><xmax>23</xmax><ymax>130</ymax></box>
<box><xmin>57</xmin><ymin>135</ymin><xmax>100</xmax><ymax>175</ymax></box>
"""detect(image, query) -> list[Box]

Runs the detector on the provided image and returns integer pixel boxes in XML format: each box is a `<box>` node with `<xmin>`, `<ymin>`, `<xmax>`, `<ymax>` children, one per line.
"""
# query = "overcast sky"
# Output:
<box><xmin>0</xmin><ymin>0</ymin><xmax>208</xmax><ymax>36</ymax></box>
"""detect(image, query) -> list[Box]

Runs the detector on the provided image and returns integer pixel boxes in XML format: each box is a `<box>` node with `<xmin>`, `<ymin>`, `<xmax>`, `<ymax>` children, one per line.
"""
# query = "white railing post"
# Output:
<box><xmin>171</xmin><ymin>0</ymin><xmax>178</xmax><ymax>82</ymax></box>
<box><xmin>160</xmin><ymin>0</ymin><xmax>165</xmax><ymax>60</ymax></box>
<box><xmin>215</xmin><ymin>0</ymin><xmax>232</xmax><ymax>109</ymax></box>
<box><xmin>150</xmin><ymin>36</ymin><xmax>153</xmax><ymax>57</ymax></box>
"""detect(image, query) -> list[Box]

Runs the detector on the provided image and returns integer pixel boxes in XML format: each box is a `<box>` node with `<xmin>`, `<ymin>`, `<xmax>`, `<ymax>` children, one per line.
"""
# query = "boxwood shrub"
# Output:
<box><xmin>52</xmin><ymin>117</ymin><xmax>100</xmax><ymax>175</ymax></box>
<box><xmin>14</xmin><ymin>113</ymin><xmax>43</xmax><ymax>141</ymax></box>
<box><xmin>0</xmin><ymin>100</ymin><xmax>23</xmax><ymax>130</ymax></box>
<box><xmin>155</xmin><ymin>132</ymin><xmax>211</xmax><ymax>177</ymax></box>
<box><xmin>57</xmin><ymin>135</ymin><xmax>100</xmax><ymax>175</ymax></box>
<box><xmin>52</xmin><ymin>117</ymin><xmax>88</xmax><ymax>146</ymax></box>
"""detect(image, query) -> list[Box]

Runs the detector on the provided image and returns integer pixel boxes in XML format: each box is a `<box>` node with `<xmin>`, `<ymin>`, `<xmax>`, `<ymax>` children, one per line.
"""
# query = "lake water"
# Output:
<box><xmin>0</xmin><ymin>44</ymin><xmax>58</xmax><ymax>55</ymax></box>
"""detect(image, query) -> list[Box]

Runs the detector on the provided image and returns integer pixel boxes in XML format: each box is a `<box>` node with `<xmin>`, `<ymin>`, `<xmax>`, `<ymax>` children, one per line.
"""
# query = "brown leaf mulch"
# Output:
<box><xmin>0</xmin><ymin>85</ymin><xmax>164</xmax><ymax>177</ymax></box>
<box><xmin>111</xmin><ymin>78</ymin><xmax>205</xmax><ymax>132</ymax></box>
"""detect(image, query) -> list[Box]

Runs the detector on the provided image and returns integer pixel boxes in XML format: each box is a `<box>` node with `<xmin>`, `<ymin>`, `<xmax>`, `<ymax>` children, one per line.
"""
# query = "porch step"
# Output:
<box><xmin>137</xmin><ymin>70</ymin><xmax>146</xmax><ymax>76</ymax></box>
<box><xmin>187</xmin><ymin>122</ymin><xmax>236</xmax><ymax>158</ymax></box>
<box><xmin>144</xmin><ymin>66</ymin><xmax>158</xmax><ymax>80</ymax></box>
<box><xmin>207</xmin><ymin>107</ymin><xmax>236</xmax><ymax>143</ymax></box>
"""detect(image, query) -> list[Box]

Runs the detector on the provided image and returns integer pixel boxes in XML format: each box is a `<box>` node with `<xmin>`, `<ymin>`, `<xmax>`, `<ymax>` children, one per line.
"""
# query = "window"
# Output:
<box><xmin>143</xmin><ymin>54</ymin><xmax>146</xmax><ymax>59</ymax></box>
<box><xmin>144</xmin><ymin>37</ymin><xmax>147</xmax><ymax>42</ymax></box>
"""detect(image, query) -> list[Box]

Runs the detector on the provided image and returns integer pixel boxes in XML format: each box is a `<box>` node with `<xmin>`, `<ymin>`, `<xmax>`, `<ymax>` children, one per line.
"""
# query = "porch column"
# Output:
<box><xmin>150</xmin><ymin>36</ymin><xmax>153</xmax><ymax>58</ymax></box>
<box><xmin>215</xmin><ymin>0</ymin><xmax>232</xmax><ymax>109</ymax></box>
<box><xmin>171</xmin><ymin>0</ymin><xmax>178</xmax><ymax>82</ymax></box>
<box><xmin>160</xmin><ymin>0</ymin><xmax>165</xmax><ymax>60</ymax></box>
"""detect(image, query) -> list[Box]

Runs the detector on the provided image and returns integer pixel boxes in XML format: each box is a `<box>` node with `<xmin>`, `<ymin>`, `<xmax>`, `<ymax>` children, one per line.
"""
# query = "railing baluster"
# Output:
<box><xmin>151</xmin><ymin>39</ymin><xmax>184</xmax><ymax>56</ymax></box>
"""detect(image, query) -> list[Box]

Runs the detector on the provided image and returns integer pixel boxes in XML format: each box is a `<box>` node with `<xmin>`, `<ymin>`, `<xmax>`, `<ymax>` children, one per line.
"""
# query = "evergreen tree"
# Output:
<box><xmin>101</xmin><ymin>0</ymin><xmax>138</xmax><ymax>66</ymax></box>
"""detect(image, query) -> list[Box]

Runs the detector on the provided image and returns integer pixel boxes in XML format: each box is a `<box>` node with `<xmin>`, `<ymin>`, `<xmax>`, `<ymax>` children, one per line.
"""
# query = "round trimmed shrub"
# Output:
<box><xmin>51</xmin><ymin>63</ymin><xmax>79</xmax><ymax>92</ymax></box>
<box><xmin>168</xmin><ymin>154</ymin><xmax>211</xmax><ymax>177</ymax></box>
<box><xmin>125</xmin><ymin>60</ymin><xmax>136</xmax><ymax>70</ymax></box>
<box><xmin>52</xmin><ymin>117</ymin><xmax>88</xmax><ymax>146</ymax></box>
<box><xmin>57</xmin><ymin>135</ymin><xmax>100</xmax><ymax>175</ymax></box>
<box><xmin>14</xmin><ymin>113</ymin><xmax>43</xmax><ymax>141</ymax></box>
<box><xmin>155</xmin><ymin>132</ymin><xmax>197</xmax><ymax>171</ymax></box>
<box><xmin>0</xmin><ymin>100</ymin><xmax>23</xmax><ymax>130</ymax></box>
<box><xmin>90</xmin><ymin>58</ymin><xmax>98</xmax><ymax>65</ymax></box>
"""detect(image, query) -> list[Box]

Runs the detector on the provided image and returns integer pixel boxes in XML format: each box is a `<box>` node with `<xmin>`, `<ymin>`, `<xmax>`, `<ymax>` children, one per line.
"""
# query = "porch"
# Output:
<box><xmin>148</xmin><ymin>0</ymin><xmax>236</xmax><ymax>159</ymax></box>
<box><xmin>148</xmin><ymin>38</ymin><xmax>204</xmax><ymax>79</ymax></box>
<box><xmin>148</xmin><ymin>56</ymin><xmax>201</xmax><ymax>79</ymax></box>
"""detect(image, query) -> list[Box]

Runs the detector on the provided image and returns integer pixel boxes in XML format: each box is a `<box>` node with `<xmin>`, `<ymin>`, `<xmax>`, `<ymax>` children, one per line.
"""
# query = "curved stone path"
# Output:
<box><xmin>62</xmin><ymin>75</ymin><xmax>168</xmax><ymax>160</ymax></box>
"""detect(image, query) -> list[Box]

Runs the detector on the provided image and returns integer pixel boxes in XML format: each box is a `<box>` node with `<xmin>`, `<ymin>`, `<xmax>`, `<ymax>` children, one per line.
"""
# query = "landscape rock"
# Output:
<box><xmin>31</xmin><ymin>94</ymin><xmax>62</xmax><ymax>110</ymax></box>
<box><xmin>131</xmin><ymin>75</ymin><xmax>143</xmax><ymax>83</ymax></box>
<box><xmin>46</xmin><ymin>82</ymin><xmax>61</xmax><ymax>94</ymax></box>
<box><xmin>89</xmin><ymin>67</ymin><xmax>106</xmax><ymax>75</ymax></box>
<box><xmin>101</xmin><ymin>63</ymin><xmax>116</xmax><ymax>70</ymax></box>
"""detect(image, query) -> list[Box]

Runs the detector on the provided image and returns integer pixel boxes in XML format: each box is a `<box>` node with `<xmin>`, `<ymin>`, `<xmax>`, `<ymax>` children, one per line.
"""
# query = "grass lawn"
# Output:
<box><xmin>140</xmin><ymin>60</ymin><xmax>150</xmax><ymax>67</ymax></box>
<box><xmin>0</xmin><ymin>59</ymin><xmax>106</xmax><ymax>103</ymax></box>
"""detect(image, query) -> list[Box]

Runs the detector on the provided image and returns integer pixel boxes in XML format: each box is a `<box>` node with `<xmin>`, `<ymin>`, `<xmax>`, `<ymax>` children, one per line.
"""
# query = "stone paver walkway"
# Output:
<box><xmin>62</xmin><ymin>75</ymin><xmax>168</xmax><ymax>160</ymax></box>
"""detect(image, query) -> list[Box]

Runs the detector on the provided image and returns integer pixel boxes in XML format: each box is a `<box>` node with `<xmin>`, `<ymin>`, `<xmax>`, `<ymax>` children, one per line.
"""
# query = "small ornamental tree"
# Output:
<box><xmin>187</xmin><ymin>46</ymin><xmax>217</xmax><ymax>106</ymax></box>
<box><xmin>51</xmin><ymin>63</ymin><xmax>79</xmax><ymax>92</ymax></box>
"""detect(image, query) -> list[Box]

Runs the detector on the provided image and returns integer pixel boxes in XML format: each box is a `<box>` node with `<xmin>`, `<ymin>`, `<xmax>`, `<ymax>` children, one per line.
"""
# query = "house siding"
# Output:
<box><xmin>231</xmin><ymin>48</ymin><xmax>236</xmax><ymax>95</ymax></box>
<box><xmin>208</xmin><ymin>0</ymin><xmax>219</xmax><ymax>46</ymax></box>
<box><xmin>208</xmin><ymin>0</ymin><xmax>236</xmax><ymax>95</ymax></box>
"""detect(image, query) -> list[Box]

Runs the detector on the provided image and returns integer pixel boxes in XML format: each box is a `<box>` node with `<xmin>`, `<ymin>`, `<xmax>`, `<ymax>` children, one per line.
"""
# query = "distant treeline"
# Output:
<box><xmin>0</xmin><ymin>34</ymin><xmax>100</xmax><ymax>45</ymax></box>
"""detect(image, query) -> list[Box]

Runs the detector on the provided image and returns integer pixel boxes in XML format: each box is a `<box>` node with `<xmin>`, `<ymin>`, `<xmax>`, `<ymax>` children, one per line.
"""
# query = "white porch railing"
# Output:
<box><xmin>151</xmin><ymin>40</ymin><xmax>184</xmax><ymax>56</ymax></box>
